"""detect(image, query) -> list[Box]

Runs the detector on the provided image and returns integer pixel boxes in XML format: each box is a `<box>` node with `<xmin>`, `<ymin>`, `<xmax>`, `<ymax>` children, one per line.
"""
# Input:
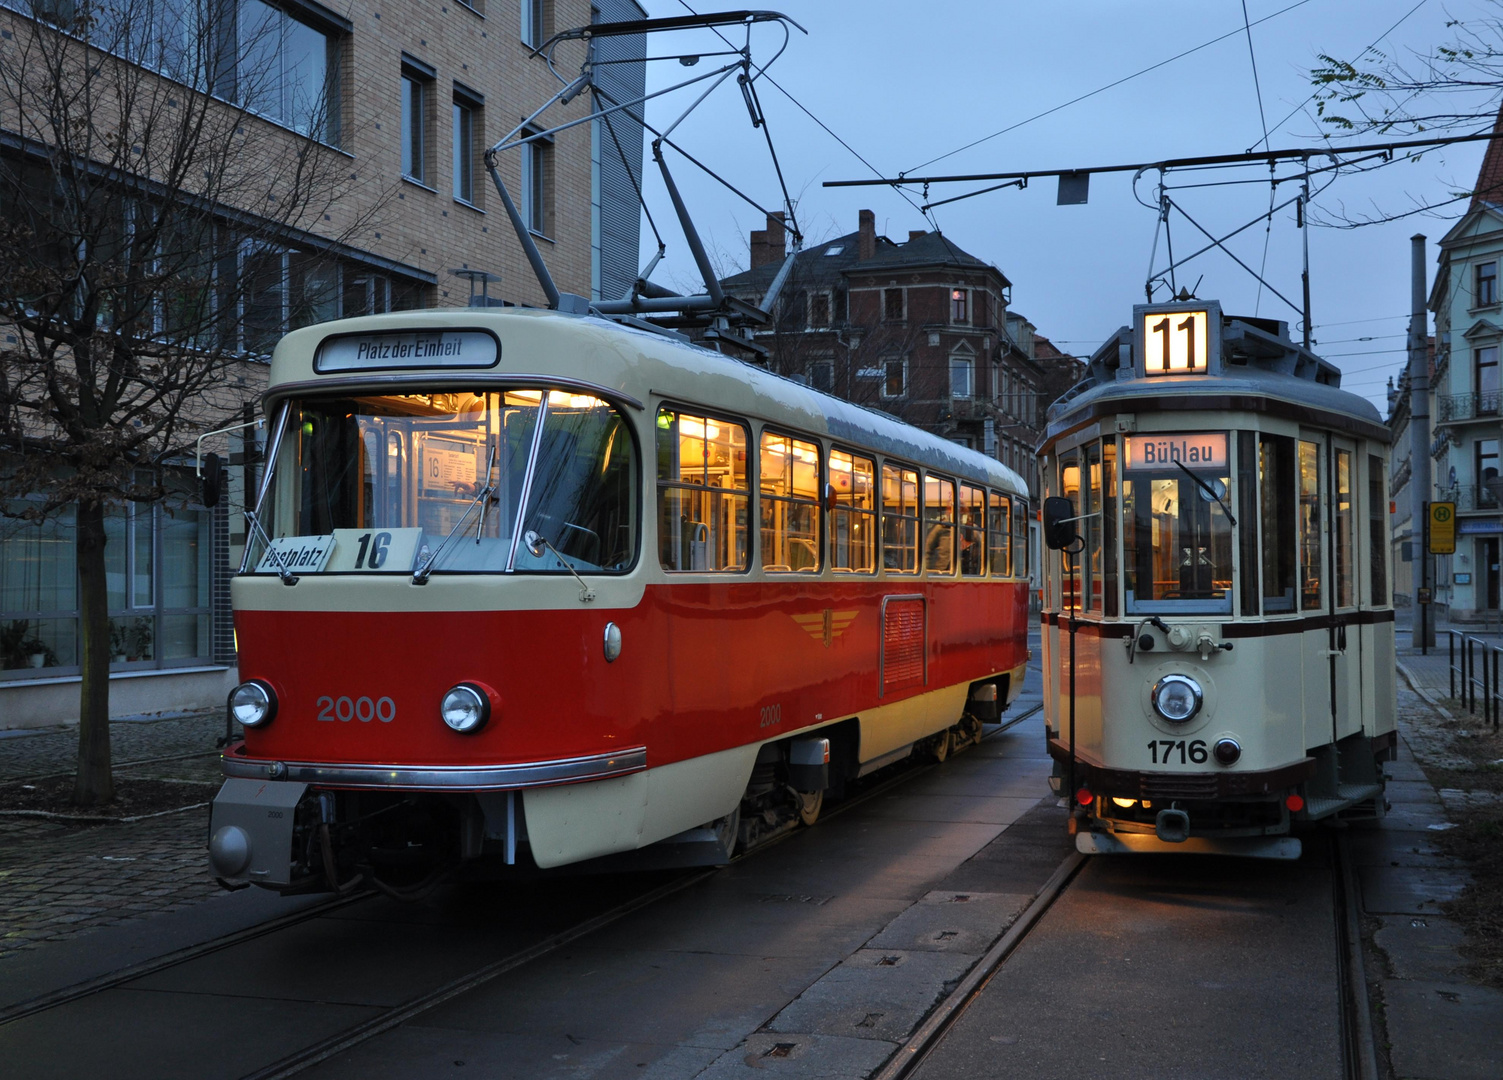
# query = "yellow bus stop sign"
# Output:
<box><xmin>1430</xmin><ymin>501</ymin><xmax>1456</xmax><ymax>554</ymax></box>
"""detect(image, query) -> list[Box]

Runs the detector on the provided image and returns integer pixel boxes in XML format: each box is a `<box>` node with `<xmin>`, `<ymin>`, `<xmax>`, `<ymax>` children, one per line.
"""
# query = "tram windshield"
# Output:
<box><xmin>249</xmin><ymin>390</ymin><xmax>637</xmax><ymax>575</ymax></box>
<box><xmin>1121</xmin><ymin>432</ymin><xmax>1233</xmax><ymax>613</ymax></box>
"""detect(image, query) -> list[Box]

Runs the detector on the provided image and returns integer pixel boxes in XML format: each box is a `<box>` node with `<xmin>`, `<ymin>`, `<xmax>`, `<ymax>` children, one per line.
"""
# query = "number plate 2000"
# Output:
<box><xmin>317</xmin><ymin>695</ymin><xmax>396</xmax><ymax>723</ymax></box>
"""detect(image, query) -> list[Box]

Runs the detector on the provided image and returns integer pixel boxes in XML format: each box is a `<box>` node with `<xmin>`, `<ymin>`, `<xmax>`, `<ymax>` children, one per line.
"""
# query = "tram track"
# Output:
<box><xmin>873</xmin><ymin>821</ymin><xmax>1382</xmax><ymax>1080</ymax></box>
<box><xmin>1</xmin><ymin>703</ymin><xmax>1045</xmax><ymax>1080</ymax></box>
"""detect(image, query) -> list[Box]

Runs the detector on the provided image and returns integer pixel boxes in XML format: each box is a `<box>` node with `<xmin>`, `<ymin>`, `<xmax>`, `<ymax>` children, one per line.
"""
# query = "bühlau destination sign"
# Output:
<box><xmin>1124</xmin><ymin>433</ymin><xmax>1228</xmax><ymax>472</ymax></box>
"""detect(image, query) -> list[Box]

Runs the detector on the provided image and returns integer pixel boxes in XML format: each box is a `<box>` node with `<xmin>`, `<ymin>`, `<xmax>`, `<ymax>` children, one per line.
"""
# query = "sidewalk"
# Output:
<box><xmin>0</xmin><ymin>710</ymin><xmax>230</xmax><ymax>959</ymax></box>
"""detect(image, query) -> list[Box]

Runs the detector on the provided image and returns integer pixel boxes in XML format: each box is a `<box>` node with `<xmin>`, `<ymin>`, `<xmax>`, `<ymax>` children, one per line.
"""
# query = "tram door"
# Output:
<box><xmin>1329</xmin><ymin>438</ymin><xmax>1364</xmax><ymax>741</ymax></box>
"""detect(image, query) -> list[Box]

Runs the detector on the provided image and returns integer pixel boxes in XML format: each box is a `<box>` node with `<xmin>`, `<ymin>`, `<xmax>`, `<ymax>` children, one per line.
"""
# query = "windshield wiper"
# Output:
<box><xmin>243</xmin><ymin>510</ymin><xmax>299</xmax><ymax>586</ymax></box>
<box><xmin>412</xmin><ymin>443</ymin><xmax>499</xmax><ymax>585</ymax></box>
<box><xmin>1175</xmin><ymin>459</ymin><xmax>1237</xmax><ymax>527</ymax></box>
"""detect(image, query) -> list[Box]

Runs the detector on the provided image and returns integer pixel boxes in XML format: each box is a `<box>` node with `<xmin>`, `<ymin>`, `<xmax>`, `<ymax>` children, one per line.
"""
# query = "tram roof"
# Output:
<box><xmin>1044</xmin><ymin>313</ymin><xmax>1388</xmax><ymax>447</ymax></box>
<box><xmin>267</xmin><ymin>307</ymin><xmax>1029</xmax><ymax>495</ymax></box>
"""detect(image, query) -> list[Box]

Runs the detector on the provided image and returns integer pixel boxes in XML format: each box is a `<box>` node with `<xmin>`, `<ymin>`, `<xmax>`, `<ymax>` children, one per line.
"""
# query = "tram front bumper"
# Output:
<box><xmin>1077</xmin><ymin>830</ymin><xmax>1302</xmax><ymax>860</ymax></box>
<box><xmin>207</xmin><ymin>778</ymin><xmax>308</xmax><ymax>885</ymax></box>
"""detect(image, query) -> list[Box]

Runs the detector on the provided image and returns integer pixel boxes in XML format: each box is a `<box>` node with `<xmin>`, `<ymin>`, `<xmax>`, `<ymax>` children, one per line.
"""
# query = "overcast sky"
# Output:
<box><xmin>608</xmin><ymin>0</ymin><xmax>1503</xmax><ymax>413</ymax></box>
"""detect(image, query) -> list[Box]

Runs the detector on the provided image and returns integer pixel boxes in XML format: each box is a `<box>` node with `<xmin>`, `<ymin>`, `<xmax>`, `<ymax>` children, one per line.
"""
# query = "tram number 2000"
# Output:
<box><xmin>1147</xmin><ymin>739</ymin><xmax>1208</xmax><ymax>765</ymax></box>
<box><xmin>317</xmin><ymin>695</ymin><xmax>396</xmax><ymax>723</ymax></box>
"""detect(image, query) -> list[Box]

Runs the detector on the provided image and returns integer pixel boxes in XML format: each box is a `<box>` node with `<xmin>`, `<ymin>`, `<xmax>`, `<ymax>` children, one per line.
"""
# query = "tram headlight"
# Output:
<box><xmin>228</xmin><ymin>680</ymin><xmax>277</xmax><ymax>728</ymax></box>
<box><xmin>1151</xmin><ymin>674</ymin><xmax>1203</xmax><ymax>723</ymax></box>
<box><xmin>440</xmin><ymin>684</ymin><xmax>490</xmax><ymax>733</ymax></box>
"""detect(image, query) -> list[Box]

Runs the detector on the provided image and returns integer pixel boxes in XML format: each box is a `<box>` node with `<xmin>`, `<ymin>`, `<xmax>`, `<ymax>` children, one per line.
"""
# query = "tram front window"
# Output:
<box><xmin>1122</xmin><ymin>432</ymin><xmax>1233</xmax><ymax>613</ymax></box>
<box><xmin>251</xmin><ymin>390</ymin><xmax>637</xmax><ymax>575</ymax></box>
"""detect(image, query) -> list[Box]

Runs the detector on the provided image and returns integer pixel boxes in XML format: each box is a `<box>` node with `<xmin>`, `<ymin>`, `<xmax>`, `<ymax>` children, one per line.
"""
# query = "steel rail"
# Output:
<box><xmin>1334</xmin><ymin>832</ymin><xmax>1382</xmax><ymax>1080</ymax></box>
<box><xmin>0</xmin><ymin>891</ymin><xmax>372</xmax><ymax>1026</ymax></box>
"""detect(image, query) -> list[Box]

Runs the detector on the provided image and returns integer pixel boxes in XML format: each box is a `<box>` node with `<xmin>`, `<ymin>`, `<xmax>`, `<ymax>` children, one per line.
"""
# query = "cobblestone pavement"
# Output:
<box><xmin>0</xmin><ymin>710</ymin><xmax>231</xmax><ymax>781</ymax></box>
<box><xmin>0</xmin><ymin>711</ymin><xmax>234</xmax><ymax>961</ymax></box>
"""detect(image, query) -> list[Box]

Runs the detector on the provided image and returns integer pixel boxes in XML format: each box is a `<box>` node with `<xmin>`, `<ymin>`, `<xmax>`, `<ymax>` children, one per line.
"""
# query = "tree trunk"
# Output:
<box><xmin>73</xmin><ymin>498</ymin><xmax>114</xmax><ymax>806</ymax></box>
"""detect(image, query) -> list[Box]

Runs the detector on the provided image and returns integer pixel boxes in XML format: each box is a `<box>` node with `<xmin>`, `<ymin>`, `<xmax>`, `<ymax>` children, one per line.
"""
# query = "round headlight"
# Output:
<box><xmin>1151</xmin><ymin>674</ymin><xmax>1203</xmax><ymax>723</ymax></box>
<box><xmin>441</xmin><ymin>684</ymin><xmax>490</xmax><ymax>733</ymax></box>
<box><xmin>229</xmin><ymin>680</ymin><xmax>276</xmax><ymax>728</ymax></box>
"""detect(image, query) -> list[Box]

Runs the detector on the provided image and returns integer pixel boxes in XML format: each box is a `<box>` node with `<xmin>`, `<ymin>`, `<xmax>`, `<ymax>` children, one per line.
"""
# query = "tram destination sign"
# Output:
<box><xmin>1124</xmin><ymin>433</ymin><xmax>1227</xmax><ymax>472</ymax></box>
<box><xmin>314</xmin><ymin>329</ymin><xmax>500</xmax><ymax>372</ymax></box>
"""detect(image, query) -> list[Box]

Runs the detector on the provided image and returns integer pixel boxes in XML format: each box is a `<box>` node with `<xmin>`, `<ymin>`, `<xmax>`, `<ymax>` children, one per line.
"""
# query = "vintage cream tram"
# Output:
<box><xmin>207</xmin><ymin>308</ymin><xmax>1032</xmax><ymax>894</ymax></box>
<box><xmin>1038</xmin><ymin>300</ymin><xmax>1396</xmax><ymax>859</ymax></box>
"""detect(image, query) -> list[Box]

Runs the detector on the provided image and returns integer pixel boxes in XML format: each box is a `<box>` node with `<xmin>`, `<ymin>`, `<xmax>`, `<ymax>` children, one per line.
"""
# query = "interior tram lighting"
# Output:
<box><xmin>677</xmin><ymin>417</ymin><xmax>720</xmax><ymax>440</ymax></box>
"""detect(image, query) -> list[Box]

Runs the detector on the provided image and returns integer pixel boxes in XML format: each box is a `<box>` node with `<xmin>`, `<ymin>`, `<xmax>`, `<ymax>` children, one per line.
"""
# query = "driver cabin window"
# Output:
<box><xmin>760</xmin><ymin>431</ymin><xmax>821</xmax><ymax>573</ymax></box>
<box><xmin>656</xmin><ymin>409</ymin><xmax>749</xmax><ymax>572</ymax></box>
<box><xmin>1121</xmin><ymin>433</ymin><xmax>1233</xmax><ymax>613</ymax></box>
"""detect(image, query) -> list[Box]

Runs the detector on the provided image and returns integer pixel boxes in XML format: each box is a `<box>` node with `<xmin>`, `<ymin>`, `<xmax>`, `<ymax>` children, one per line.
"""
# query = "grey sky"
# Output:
<box><xmin>612</xmin><ymin>0</ymin><xmax>1503</xmax><ymax>413</ymax></box>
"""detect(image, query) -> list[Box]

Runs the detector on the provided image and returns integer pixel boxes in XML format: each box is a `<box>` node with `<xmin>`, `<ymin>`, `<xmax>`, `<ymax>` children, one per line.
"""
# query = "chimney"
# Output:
<box><xmin>749</xmin><ymin>211</ymin><xmax>786</xmax><ymax>269</ymax></box>
<box><xmin>858</xmin><ymin>209</ymin><xmax>875</xmax><ymax>261</ymax></box>
<box><xmin>908</xmin><ymin>230</ymin><xmax>926</xmax><ymax>242</ymax></box>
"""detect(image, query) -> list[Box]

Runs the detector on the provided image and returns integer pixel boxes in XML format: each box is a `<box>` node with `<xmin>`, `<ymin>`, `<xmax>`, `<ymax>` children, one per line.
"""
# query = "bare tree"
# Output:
<box><xmin>0</xmin><ymin>0</ymin><xmax>389</xmax><ymax>804</ymax></box>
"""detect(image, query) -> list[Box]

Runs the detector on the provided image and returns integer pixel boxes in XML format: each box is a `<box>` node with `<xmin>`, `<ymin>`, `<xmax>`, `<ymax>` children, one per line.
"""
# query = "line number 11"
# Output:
<box><xmin>1151</xmin><ymin>314</ymin><xmax>1197</xmax><ymax>370</ymax></box>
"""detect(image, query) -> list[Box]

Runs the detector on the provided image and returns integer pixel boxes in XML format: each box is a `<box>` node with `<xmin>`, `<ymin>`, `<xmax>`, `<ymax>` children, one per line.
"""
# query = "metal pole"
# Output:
<box><xmin>1410</xmin><ymin>234</ymin><xmax>1434</xmax><ymax>649</ymax></box>
<box><xmin>1301</xmin><ymin>172</ymin><xmax>1312</xmax><ymax>349</ymax></box>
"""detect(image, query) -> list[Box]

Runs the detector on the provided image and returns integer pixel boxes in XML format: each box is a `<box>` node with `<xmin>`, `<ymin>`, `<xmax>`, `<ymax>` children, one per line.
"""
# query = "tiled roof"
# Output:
<box><xmin>1472</xmin><ymin>102</ymin><xmax>1503</xmax><ymax>212</ymax></box>
<box><xmin>719</xmin><ymin>230</ymin><xmax>1007</xmax><ymax>298</ymax></box>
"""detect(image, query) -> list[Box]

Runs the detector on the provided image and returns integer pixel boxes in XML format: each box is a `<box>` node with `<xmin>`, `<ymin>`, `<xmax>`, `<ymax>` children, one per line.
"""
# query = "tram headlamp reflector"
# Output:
<box><xmin>1111</xmin><ymin>797</ymin><xmax>1137</xmax><ymax>809</ymax></box>
<box><xmin>441</xmin><ymin>684</ymin><xmax>490</xmax><ymax>733</ymax></box>
<box><xmin>1151</xmin><ymin>674</ymin><xmax>1203</xmax><ymax>723</ymax></box>
<box><xmin>229</xmin><ymin>680</ymin><xmax>276</xmax><ymax>728</ymax></box>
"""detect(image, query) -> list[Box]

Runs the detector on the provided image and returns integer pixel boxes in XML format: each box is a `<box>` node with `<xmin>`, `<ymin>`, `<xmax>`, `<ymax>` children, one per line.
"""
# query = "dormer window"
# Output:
<box><xmin>824</xmin><ymin>245</ymin><xmax>843</xmax><ymax>256</ymax></box>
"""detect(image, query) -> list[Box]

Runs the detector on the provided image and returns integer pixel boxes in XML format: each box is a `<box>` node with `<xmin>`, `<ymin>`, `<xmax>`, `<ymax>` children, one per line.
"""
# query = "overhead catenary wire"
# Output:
<box><xmin>1241</xmin><ymin>0</ymin><xmax>1272</xmax><ymax>154</ymax></box>
<box><xmin>901</xmin><ymin>0</ymin><xmax>1314</xmax><ymax>177</ymax></box>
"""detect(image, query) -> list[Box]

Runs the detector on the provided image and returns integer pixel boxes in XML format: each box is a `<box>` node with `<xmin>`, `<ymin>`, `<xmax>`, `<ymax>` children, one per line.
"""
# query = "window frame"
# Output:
<box><xmin>881</xmin><ymin>461</ymin><xmax>920</xmax><ymax>574</ymax></box>
<box><xmin>883</xmin><ymin>287</ymin><xmax>905</xmax><ymax>322</ymax></box>
<box><xmin>882</xmin><ymin>357</ymin><xmax>906</xmax><ymax>399</ymax></box>
<box><xmin>830</xmin><ymin>447</ymin><xmax>877</xmax><ymax>574</ymax></box>
<box><xmin>654</xmin><ymin>405</ymin><xmax>751</xmax><ymax>574</ymax></box>
<box><xmin>1479</xmin><ymin>260</ymin><xmax>1498</xmax><ymax>307</ymax></box>
<box><xmin>923</xmin><ymin>472</ymin><xmax>957</xmax><ymax>575</ymax></box>
<box><xmin>452</xmin><ymin>83</ymin><xmax>485</xmax><ymax>207</ymax></box>
<box><xmin>400</xmin><ymin>58</ymin><xmax>435</xmax><ymax>187</ymax></box>
<box><xmin>950</xmin><ymin>287</ymin><xmax>969</xmax><ymax>325</ymax></box>
<box><xmin>758</xmin><ymin>428</ymin><xmax>823</xmax><ymax>574</ymax></box>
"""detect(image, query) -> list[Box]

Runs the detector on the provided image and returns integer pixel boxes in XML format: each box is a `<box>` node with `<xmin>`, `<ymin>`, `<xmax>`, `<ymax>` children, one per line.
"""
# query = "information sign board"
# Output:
<box><xmin>1429</xmin><ymin>501</ymin><xmax>1456</xmax><ymax>555</ymax></box>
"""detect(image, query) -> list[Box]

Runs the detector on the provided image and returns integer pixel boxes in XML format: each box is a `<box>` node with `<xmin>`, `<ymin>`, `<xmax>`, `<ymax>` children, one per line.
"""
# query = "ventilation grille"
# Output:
<box><xmin>1139</xmin><ymin>774</ymin><xmax>1220</xmax><ymax>800</ymax></box>
<box><xmin>882</xmin><ymin>598</ymin><xmax>925</xmax><ymax>693</ymax></box>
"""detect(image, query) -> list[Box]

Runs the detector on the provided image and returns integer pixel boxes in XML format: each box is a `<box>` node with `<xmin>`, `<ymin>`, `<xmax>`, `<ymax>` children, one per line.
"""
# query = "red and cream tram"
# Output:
<box><xmin>208</xmin><ymin>308</ymin><xmax>1031</xmax><ymax>893</ymax></box>
<box><xmin>1039</xmin><ymin>300</ymin><xmax>1396</xmax><ymax>858</ymax></box>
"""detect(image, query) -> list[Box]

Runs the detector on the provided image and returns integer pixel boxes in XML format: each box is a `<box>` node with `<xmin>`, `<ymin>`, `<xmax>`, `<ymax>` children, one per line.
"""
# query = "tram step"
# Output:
<box><xmin>1302</xmin><ymin>783</ymin><xmax>1384</xmax><ymax>821</ymax></box>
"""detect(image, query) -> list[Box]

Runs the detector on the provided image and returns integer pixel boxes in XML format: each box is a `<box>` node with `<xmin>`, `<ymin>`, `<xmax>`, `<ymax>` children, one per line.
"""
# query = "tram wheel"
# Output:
<box><xmin>795</xmin><ymin>790</ymin><xmax>823</xmax><ymax>827</ymax></box>
<box><xmin>927</xmin><ymin>729</ymin><xmax>952</xmax><ymax>764</ymax></box>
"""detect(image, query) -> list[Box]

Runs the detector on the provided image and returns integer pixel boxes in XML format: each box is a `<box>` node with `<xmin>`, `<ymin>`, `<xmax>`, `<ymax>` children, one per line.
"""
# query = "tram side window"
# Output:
<box><xmin>1299</xmin><ymin>440</ymin><xmax>1323</xmax><ymax>611</ymax></box>
<box><xmin>1335</xmin><ymin>448</ymin><xmax>1355</xmax><ymax>608</ymax></box>
<box><xmin>1061</xmin><ymin>456</ymin><xmax>1081</xmax><ymax>609</ymax></box>
<box><xmin>1259</xmin><ymin>434</ymin><xmax>1298</xmax><ymax>613</ymax></box>
<box><xmin>830</xmin><ymin>449</ymin><xmax>876</xmax><ymax>572</ymax></box>
<box><xmin>1237</xmin><ymin>432</ymin><xmax>1260</xmax><ymax>615</ymax></box>
<box><xmin>1012</xmin><ymin>495</ymin><xmax>1028</xmax><ymax>579</ymax></box>
<box><xmin>987</xmin><ymin>491</ymin><xmax>1011</xmax><ymax>577</ymax></box>
<box><xmin>1084</xmin><ymin>443</ymin><xmax>1102</xmax><ymax>611</ymax></box>
<box><xmin>760</xmin><ymin>431</ymin><xmax>821</xmax><ymax>573</ymax></box>
<box><xmin>1370</xmin><ymin>454</ymin><xmax>1388</xmax><ymax>605</ymax></box>
<box><xmin>958</xmin><ymin>483</ymin><xmax>985</xmax><ymax>576</ymax></box>
<box><xmin>924</xmin><ymin>474</ymin><xmax>956</xmax><ymax>574</ymax></box>
<box><xmin>882</xmin><ymin>464</ymin><xmax>919</xmax><ymax>573</ymax></box>
<box><xmin>1102</xmin><ymin>442</ymin><xmax>1118</xmax><ymax>617</ymax></box>
<box><xmin>656</xmin><ymin>409</ymin><xmax>749</xmax><ymax>572</ymax></box>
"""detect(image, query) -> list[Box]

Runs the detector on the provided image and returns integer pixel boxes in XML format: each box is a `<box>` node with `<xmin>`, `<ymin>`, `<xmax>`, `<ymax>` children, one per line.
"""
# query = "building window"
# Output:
<box><xmin>951</xmin><ymin>288</ymin><xmax>968</xmax><ymax>324</ymax></box>
<box><xmin>401</xmin><ymin>63</ymin><xmax>432</xmax><ymax>185</ymax></box>
<box><xmin>950</xmin><ymin>354</ymin><xmax>973</xmax><ymax>398</ymax></box>
<box><xmin>1</xmin><ymin>478</ymin><xmax>212</xmax><ymax>681</ymax></box>
<box><xmin>883</xmin><ymin>287</ymin><xmax>904</xmax><ymax>321</ymax></box>
<box><xmin>520</xmin><ymin>131</ymin><xmax>552</xmax><ymax>236</ymax></box>
<box><xmin>808</xmin><ymin>292</ymin><xmax>831</xmax><ymax>327</ymax></box>
<box><xmin>1479</xmin><ymin>261</ymin><xmax>1498</xmax><ymax>307</ymax></box>
<box><xmin>223</xmin><ymin>1</ymin><xmax>341</xmax><ymax>142</ymax></box>
<box><xmin>453</xmin><ymin>86</ymin><xmax>483</xmax><ymax>205</ymax></box>
<box><xmin>809</xmin><ymin>359</ymin><xmax>834</xmax><ymax>392</ymax></box>
<box><xmin>1479</xmin><ymin>439</ymin><xmax>1500</xmax><ymax>507</ymax></box>
<box><xmin>883</xmin><ymin>358</ymin><xmax>906</xmax><ymax>398</ymax></box>
<box><xmin>520</xmin><ymin>0</ymin><xmax>548</xmax><ymax>48</ymax></box>
<box><xmin>1477</xmin><ymin>345</ymin><xmax>1500</xmax><ymax>409</ymax></box>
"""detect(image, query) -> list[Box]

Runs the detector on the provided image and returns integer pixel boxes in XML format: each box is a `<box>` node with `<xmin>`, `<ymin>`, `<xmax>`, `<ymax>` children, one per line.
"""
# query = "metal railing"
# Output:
<box><xmin>1438</xmin><ymin>484</ymin><xmax>1501</xmax><ymax>512</ymax></box>
<box><xmin>1436</xmin><ymin>390</ymin><xmax>1503</xmax><ymax>423</ymax></box>
<box><xmin>1446</xmin><ymin>630</ymin><xmax>1502</xmax><ymax>729</ymax></box>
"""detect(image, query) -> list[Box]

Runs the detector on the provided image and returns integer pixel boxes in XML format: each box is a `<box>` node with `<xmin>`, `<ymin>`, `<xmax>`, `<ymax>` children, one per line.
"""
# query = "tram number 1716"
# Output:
<box><xmin>1148</xmin><ymin>739</ymin><xmax>1208</xmax><ymax>765</ymax></box>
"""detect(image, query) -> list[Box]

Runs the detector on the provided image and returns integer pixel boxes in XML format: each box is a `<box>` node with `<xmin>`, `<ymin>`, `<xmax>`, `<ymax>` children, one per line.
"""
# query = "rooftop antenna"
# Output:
<box><xmin>481</xmin><ymin>9</ymin><xmax>807</xmax><ymax>355</ymax></box>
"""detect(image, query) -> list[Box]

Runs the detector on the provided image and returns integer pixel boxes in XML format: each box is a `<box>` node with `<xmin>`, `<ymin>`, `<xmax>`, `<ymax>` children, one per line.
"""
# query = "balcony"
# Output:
<box><xmin>1436</xmin><ymin>391</ymin><xmax>1502</xmax><ymax>423</ymax></box>
<box><xmin>1440</xmin><ymin>483</ymin><xmax>1502</xmax><ymax>512</ymax></box>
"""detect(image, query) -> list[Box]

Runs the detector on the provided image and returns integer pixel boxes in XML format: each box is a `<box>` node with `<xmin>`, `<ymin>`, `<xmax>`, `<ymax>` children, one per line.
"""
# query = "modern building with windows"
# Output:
<box><xmin>0</xmin><ymin>0</ymin><xmax>644</xmax><ymax>724</ymax></box>
<box><xmin>1419</xmin><ymin>129</ymin><xmax>1503</xmax><ymax>622</ymax></box>
<box><xmin>718</xmin><ymin>210</ymin><xmax>1074</xmax><ymax>498</ymax></box>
